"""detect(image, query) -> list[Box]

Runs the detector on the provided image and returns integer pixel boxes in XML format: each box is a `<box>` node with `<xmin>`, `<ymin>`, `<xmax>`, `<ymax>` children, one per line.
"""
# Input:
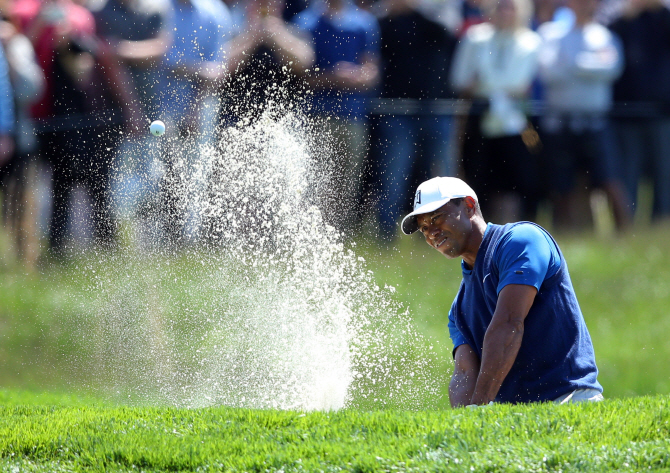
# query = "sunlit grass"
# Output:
<box><xmin>2</xmin><ymin>225</ymin><xmax>670</xmax><ymax>471</ymax></box>
<box><xmin>0</xmin><ymin>389</ymin><xmax>668</xmax><ymax>472</ymax></box>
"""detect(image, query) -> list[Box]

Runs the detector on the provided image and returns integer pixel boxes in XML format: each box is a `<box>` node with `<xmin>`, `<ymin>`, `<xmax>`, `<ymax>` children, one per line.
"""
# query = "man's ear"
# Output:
<box><xmin>464</xmin><ymin>196</ymin><xmax>476</xmax><ymax>216</ymax></box>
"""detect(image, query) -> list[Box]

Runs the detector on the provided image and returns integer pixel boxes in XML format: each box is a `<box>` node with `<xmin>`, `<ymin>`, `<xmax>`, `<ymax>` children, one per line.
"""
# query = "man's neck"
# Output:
<box><xmin>461</xmin><ymin>218</ymin><xmax>487</xmax><ymax>269</ymax></box>
<box><xmin>574</xmin><ymin>14</ymin><xmax>593</xmax><ymax>27</ymax></box>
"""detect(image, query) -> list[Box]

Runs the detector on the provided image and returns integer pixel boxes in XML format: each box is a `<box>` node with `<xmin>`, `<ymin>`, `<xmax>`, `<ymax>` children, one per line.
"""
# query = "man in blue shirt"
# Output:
<box><xmin>402</xmin><ymin>176</ymin><xmax>603</xmax><ymax>406</ymax></box>
<box><xmin>293</xmin><ymin>0</ymin><xmax>380</xmax><ymax>235</ymax></box>
<box><xmin>161</xmin><ymin>0</ymin><xmax>233</xmax><ymax>129</ymax></box>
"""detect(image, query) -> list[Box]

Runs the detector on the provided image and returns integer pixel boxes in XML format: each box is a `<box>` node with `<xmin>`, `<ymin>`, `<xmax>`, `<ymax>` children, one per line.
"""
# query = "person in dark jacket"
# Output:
<box><xmin>608</xmin><ymin>0</ymin><xmax>670</xmax><ymax>221</ymax></box>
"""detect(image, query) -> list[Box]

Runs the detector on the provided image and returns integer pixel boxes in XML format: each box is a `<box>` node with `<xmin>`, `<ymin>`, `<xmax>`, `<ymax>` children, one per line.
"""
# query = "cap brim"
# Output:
<box><xmin>401</xmin><ymin>198</ymin><xmax>452</xmax><ymax>235</ymax></box>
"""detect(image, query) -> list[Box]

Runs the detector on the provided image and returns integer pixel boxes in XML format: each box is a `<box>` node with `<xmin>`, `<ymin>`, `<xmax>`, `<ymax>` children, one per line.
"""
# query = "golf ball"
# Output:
<box><xmin>150</xmin><ymin>120</ymin><xmax>165</xmax><ymax>136</ymax></box>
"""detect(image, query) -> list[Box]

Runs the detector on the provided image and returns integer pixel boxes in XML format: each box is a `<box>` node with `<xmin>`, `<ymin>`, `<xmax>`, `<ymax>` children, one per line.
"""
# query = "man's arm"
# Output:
<box><xmin>97</xmin><ymin>41</ymin><xmax>144</xmax><ymax>136</ymax></box>
<box><xmin>264</xmin><ymin>17</ymin><xmax>314</xmax><ymax>74</ymax></box>
<box><xmin>449</xmin><ymin>344</ymin><xmax>480</xmax><ymax>408</ymax></box>
<box><xmin>225</xmin><ymin>16</ymin><xmax>314</xmax><ymax>76</ymax></box>
<box><xmin>469</xmin><ymin>284</ymin><xmax>537</xmax><ymax>405</ymax></box>
<box><xmin>114</xmin><ymin>27</ymin><xmax>171</xmax><ymax>67</ymax></box>
<box><xmin>305</xmin><ymin>51</ymin><xmax>380</xmax><ymax>92</ymax></box>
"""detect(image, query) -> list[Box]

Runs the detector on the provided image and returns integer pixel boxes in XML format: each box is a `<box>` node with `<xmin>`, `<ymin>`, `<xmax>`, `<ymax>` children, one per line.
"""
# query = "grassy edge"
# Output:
<box><xmin>1</xmin><ymin>390</ymin><xmax>669</xmax><ymax>472</ymax></box>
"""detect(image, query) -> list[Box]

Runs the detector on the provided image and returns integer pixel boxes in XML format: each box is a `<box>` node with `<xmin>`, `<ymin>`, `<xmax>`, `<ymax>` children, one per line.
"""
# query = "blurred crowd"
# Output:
<box><xmin>1</xmin><ymin>0</ymin><xmax>670</xmax><ymax>264</ymax></box>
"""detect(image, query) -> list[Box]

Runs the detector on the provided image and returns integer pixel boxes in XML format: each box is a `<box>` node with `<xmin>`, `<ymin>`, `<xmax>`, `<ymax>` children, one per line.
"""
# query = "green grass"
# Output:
<box><xmin>2</xmin><ymin>226</ymin><xmax>670</xmax><ymax>471</ymax></box>
<box><xmin>1</xmin><ymin>389</ymin><xmax>669</xmax><ymax>472</ymax></box>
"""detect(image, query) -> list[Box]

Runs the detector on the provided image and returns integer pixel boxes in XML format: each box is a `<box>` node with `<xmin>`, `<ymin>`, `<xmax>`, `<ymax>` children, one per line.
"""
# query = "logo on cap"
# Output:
<box><xmin>414</xmin><ymin>190</ymin><xmax>421</xmax><ymax>209</ymax></box>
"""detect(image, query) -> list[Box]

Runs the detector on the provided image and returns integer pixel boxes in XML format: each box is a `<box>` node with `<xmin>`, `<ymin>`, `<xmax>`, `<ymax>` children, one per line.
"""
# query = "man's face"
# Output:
<box><xmin>416</xmin><ymin>200</ymin><xmax>472</xmax><ymax>259</ymax></box>
<box><xmin>568</xmin><ymin>0</ymin><xmax>598</xmax><ymax>17</ymax></box>
<box><xmin>493</xmin><ymin>0</ymin><xmax>518</xmax><ymax>30</ymax></box>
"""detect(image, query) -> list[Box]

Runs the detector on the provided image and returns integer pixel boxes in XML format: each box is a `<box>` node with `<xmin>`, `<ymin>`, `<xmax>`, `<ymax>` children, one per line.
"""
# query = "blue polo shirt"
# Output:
<box><xmin>293</xmin><ymin>0</ymin><xmax>380</xmax><ymax>120</ymax></box>
<box><xmin>448</xmin><ymin>222</ymin><xmax>602</xmax><ymax>403</ymax></box>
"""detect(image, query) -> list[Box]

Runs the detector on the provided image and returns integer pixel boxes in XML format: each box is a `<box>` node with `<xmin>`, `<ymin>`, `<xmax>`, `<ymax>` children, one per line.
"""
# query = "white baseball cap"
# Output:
<box><xmin>401</xmin><ymin>177</ymin><xmax>478</xmax><ymax>235</ymax></box>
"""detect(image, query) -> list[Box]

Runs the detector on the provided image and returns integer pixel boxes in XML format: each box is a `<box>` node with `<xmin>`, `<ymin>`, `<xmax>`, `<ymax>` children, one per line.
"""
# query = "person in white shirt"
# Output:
<box><xmin>451</xmin><ymin>0</ymin><xmax>541</xmax><ymax>224</ymax></box>
<box><xmin>537</xmin><ymin>0</ymin><xmax>632</xmax><ymax>232</ymax></box>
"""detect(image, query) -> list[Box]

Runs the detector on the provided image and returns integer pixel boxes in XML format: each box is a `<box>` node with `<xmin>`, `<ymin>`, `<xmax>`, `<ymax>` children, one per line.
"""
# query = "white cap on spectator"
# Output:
<box><xmin>401</xmin><ymin>177</ymin><xmax>478</xmax><ymax>235</ymax></box>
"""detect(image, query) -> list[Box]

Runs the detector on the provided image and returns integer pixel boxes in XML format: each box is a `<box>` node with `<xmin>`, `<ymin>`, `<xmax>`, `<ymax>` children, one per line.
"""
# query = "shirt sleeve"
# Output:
<box><xmin>573</xmin><ymin>25</ymin><xmax>623</xmax><ymax>82</ymax></box>
<box><xmin>450</xmin><ymin>30</ymin><xmax>477</xmax><ymax>92</ymax></box>
<box><xmin>478</xmin><ymin>29</ymin><xmax>541</xmax><ymax>96</ymax></box>
<box><xmin>0</xmin><ymin>44</ymin><xmax>14</xmax><ymax>135</ymax></box>
<box><xmin>495</xmin><ymin>224</ymin><xmax>560</xmax><ymax>294</ymax></box>
<box><xmin>538</xmin><ymin>23</ymin><xmax>573</xmax><ymax>86</ymax></box>
<box><xmin>448</xmin><ymin>306</ymin><xmax>468</xmax><ymax>357</ymax></box>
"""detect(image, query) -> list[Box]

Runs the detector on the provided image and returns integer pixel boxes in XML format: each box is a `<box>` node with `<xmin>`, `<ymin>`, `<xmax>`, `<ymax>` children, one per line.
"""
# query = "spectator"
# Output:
<box><xmin>92</xmin><ymin>0</ymin><xmax>173</xmax><ymax>119</ymax></box>
<box><xmin>537</xmin><ymin>0</ymin><xmax>631</xmax><ymax>232</ymax></box>
<box><xmin>221</xmin><ymin>0</ymin><xmax>314</xmax><ymax>123</ymax></box>
<box><xmin>528</xmin><ymin>0</ymin><xmax>571</xmax><ymax>103</ymax></box>
<box><xmin>0</xmin><ymin>17</ymin><xmax>43</xmax><ymax>161</ymax></box>
<box><xmin>373</xmin><ymin>0</ymin><xmax>458</xmax><ymax>241</ymax></box>
<box><xmin>451</xmin><ymin>0</ymin><xmax>541</xmax><ymax>224</ymax></box>
<box><xmin>161</xmin><ymin>0</ymin><xmax>232</xmax><ymax>131</ymax></box>
<box><xmin>0</xmin><ymin>13</ymin><xmax>45</xmax><ymax>266</ymax></box>
<box><xmin>90</xmin><ymin>0</ymin><xmax>172</xmax><ymax>243</ymax></box>
<box><xmin>294</xmin><ymin>0</ymin><xmax>381</xmax><ymax>236</ymax></box>
<box><xmin>194</xmin><ymin>0</ymin><xmax>312</xmax><ymax>244</ymax></box>
<box><xmin>13</xmin><ymin>0</ymin><xmax>143</xmax><ymax>255</ymax></box>
<box><xmin>608</xmin><ymin>0</ymin><xmax>670</xmax><ymax>222</ymax></box>
<box><xmin>154</xmin><ymin>0</ymin><xmax>233</xmax><ymax>245</ymax></box>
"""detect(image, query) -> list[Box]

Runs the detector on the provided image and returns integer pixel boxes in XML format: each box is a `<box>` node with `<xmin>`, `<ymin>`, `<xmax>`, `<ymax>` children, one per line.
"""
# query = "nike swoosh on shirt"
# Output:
<box><xmin>483</xmin><ymin>273</ymin><xmax>491</xmax><ymax>283</ymax></box>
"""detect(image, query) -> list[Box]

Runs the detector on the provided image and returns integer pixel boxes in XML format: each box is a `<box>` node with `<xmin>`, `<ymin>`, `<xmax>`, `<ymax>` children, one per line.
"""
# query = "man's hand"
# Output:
<box><xmin>469</xmin><ymin>284</ymin><xmax>537</xmax><ymax>405</ymax></box>
<box><xmin>449</xmin><ymin>344</ymin><xmax>480</xmax><ymax>408</ymax></box>
<box><xmin>466</xmin><ymin>401</ymin><xmax>494</xmax><ymax>408</ymax></box>
<box><xmin>307</xmin><ymin>58</ymin><xmax>379</xmax><ymax>92</ymax></box>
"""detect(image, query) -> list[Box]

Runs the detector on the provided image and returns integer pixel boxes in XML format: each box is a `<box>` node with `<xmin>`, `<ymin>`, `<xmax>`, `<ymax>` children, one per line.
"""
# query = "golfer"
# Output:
<box><xmin>402</xmin><ymin>176</ymin><xmax>603</xmax><ymax>406</ymax></box>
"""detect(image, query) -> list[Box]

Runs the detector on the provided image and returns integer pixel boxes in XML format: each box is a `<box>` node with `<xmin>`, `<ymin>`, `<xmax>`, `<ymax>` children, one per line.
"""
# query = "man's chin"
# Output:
<box><xmin>427</xmin><ymin>240</ymin><xmax>458</xmax><ymax>258</ymax></box>
<box><xmin>438</xmin><ymin>246</ymin><xmax>458</xmax><ymax>259</ymax></box>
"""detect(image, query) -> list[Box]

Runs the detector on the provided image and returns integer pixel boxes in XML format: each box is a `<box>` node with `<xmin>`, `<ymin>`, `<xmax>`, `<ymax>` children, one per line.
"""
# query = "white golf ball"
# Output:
<box><xmin>150</xmin><ymin>120</ymin><xmax>165</xmax><ymax>136</ymax></box>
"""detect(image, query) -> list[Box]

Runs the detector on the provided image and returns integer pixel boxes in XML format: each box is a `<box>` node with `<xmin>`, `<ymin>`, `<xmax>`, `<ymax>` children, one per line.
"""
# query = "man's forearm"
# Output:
<box><xmin>470</xmin><ymin>319</ymin><xmax>524</xmax><ymax>405</ymax></box>
<box><xmin>449</xmin><ymin>371</ymin><xmax>477</xmax><ymax>408</ymax></box>
<box><xmin>265</xmin><ymin>25</ymin><xmax>314</xmax><ymax>72</ymax></box>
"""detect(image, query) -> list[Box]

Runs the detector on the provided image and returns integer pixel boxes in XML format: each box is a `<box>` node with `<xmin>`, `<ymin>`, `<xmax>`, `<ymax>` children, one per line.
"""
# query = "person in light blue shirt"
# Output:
<box><xmin>0</xmin><ymin>43</ymin><xmax>15</xmax><ymax>167</ymax></box>
<box><xmin>537</xmin><ymin>0</ymin><xmax>631</xmax><ymax>232</ymax></box>
<box><xmin>161</xmin><ymin>0</ymin><xmax>233</xmax><ymax>129</ymax></box>
<box><xmin>402</xmin><ymin>176</ymin><xmax>603</xmax><ymax>406</ymax></box>
<box><xmin>149</xmin><ymin>0</ymin><xmax>233</xmax><ymax>245</ymax></box>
